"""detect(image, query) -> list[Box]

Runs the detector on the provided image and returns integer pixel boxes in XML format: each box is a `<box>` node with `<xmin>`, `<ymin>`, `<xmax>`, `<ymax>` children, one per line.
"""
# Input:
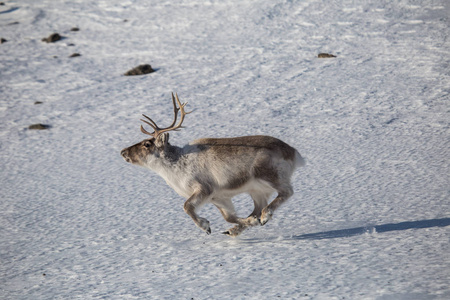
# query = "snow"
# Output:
<box><xmin>1</xmin><ymin>0</ymin><xmax>449</xmax><ymax>299</ymax></box>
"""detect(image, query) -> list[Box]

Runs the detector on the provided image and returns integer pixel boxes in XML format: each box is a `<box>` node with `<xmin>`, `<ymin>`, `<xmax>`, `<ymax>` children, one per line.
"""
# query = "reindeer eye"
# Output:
<box><xmin>143</xmin><ymin>141</ymin><xmax>153</xmax><ymax>148</ymax></box>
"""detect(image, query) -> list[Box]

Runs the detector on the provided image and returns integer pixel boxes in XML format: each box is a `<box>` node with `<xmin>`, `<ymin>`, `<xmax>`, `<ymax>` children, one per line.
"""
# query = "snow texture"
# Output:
<box><xmin>1</xmin><ymin>0</ymin><xmax>449</xmax><ymax>299</ymax></box>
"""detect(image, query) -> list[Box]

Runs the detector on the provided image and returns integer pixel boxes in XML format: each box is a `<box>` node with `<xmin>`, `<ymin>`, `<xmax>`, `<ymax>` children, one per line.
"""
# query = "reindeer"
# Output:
<box><xmin>121</xmin><ymin>93</ymin><xmax>305</xmax><ymax>236</ymax></box>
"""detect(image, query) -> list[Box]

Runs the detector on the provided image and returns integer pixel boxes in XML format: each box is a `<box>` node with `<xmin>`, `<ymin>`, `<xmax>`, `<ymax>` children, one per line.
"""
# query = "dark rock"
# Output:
<box><xmin>69</xmin><ymin>53</ymin><xmax>81</xmax><ymax>58</ymax></box>
<box><xmin>29</xmin><ymin>124</ymin><xmax>51</xmax><ymax>130</ymax></box>
<box><xmin>318</xmin><ymin>53</ymin><xmax>336</xmax><ymax>58</ymax></box>
<box><xmin>42</xmin><ymin>33</ymin><xmax>62</xmax><ymax>43</ymax></box>
<box><xmin>8</xmin><ymin>21</ymin><xmax>19</xmax><ymax>25</ymax></box>
<box><xmin>1</xmin><ymin>38</ymin><xmax>7</xmax><ymax>44</ymax></box>
<box><xmin>70</xmin><ymin>27</ymin><xmax>80</xmax><ymax>31</ymax></box>
<box><xmin>124</xmin><ymin>64</ymin><xmax>154</xmax><ymax>76</ymax></box>
<box><xmin>34</xmin><ymin>101</ymin><xmax>43</xmax><ymax>105</ymax></box>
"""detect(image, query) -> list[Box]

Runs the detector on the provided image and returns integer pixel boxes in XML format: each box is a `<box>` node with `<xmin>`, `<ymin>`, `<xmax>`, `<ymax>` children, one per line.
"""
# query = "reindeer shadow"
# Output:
<box><xmin>288</xmin><ymin>218</ymin><xmax>450</xmax><ymax>241</ymax></box>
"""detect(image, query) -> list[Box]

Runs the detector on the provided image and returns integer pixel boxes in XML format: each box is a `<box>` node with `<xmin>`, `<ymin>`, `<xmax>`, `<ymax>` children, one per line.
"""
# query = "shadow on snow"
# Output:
<box><xmin>0</xmin><ymin>7</ymin><xmax>20</xmax><ymax>14</ymax></box>
<box><xmin>288</xmin><ymin>218</ymin><xmax>450</xmax><ymax>241</ymax></box>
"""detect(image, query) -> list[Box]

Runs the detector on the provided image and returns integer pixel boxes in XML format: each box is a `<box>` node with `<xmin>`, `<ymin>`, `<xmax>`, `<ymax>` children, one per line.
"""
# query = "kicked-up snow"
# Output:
<box><xmin>1</xmin><ymin>0</ymin><xmax>449</xmax><ymax>299</ymax></box>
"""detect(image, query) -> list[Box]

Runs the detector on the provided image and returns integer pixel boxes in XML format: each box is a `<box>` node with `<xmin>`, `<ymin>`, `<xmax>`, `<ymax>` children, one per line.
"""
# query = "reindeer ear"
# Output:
<box><xmin>155</xmin><ymin>132</ymin><xmax>169</xmax><ymax>148</ymax></box>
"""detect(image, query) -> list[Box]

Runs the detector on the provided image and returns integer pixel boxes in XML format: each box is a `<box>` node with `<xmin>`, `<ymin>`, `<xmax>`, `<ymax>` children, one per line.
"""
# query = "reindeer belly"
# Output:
<box><xmin>215</xmin><ymin>178</ymin><xmax>275</xmax><ymax>199</ymax></box>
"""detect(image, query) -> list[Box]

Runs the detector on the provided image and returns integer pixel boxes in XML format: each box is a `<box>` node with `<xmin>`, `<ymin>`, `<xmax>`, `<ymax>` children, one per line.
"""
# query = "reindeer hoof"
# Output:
<box><xmin>246</xmin><ymin>215</ymin><xmax>260</xmax><ymax>226</ymax></box>
<box><xmin>260</xmin><ymin>208</ymin><xmax>273</xmax><ymax>226</ymax></box>
<box><xmin>223</xmin><ymin>225</ymin><xmax>246</xmax><ymax>237</ymax></box>
<box><xmin>197</xmin><ymin>218</ymin><xmax>211</xmax><ymax>234</ymax></box>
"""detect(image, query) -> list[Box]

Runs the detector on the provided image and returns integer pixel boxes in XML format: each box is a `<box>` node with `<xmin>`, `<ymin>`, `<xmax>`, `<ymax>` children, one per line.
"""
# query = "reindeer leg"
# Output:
<box><xmin>249</xmin><ymin>191</ymin><xmax>271</xmax><ymax>221</ymax></box>
<box><xmin>235</xmin><ymin>192</ymin><xmax>272</xmax><ymax>230</ymax></box>
<box><xmin>184</xmin><ymin>191</ymin><xmax>211</xmax><ymax>234</ymax></box>
<box><xmin>212</xmin><ymin>198</ymin><xmax>246</xmax><ymax>236</ymax></box>
<box><xmin>213</xmin><ymin>197</ymin><xmax>260</xmax><ymax>237</ymax></box>
<box><xmin>260</xmin><ymin>184</ymin><xmax>293</xmax><ymax>226</ymax></box>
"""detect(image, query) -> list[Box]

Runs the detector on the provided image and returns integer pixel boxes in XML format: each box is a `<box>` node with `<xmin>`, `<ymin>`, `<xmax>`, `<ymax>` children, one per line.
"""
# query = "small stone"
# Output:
<box><xmin>1</xmin><ymin>38</ymin><xmax>6</xmax><ymax>44</ymax></box>
<box><xmin>69</xmin><ymin>53</ymin><xmax>81</xmax><ymax>58</ymax></box>
<box><xmin>29</xmin><ymin>124</ymin><xmax>51</xmax><ymax>130</ymax></box>
<box><xmin>42</xmin><ymin>33</ymin><xmax>62</xmax><ymax>43</ymax></box>
<box><xmin>34</xmin><ymin>101</ymin><xmax>43</xmax><ymax>105</ymax></box>
<box><xmin>318</xmin><ymin>53</ymin><xmax>336</xmax><ymax>58</ymax></box>
<box><xmin>124</xmin><ymin>64</ymin><xmax>154</xmax><ymax>76</ymax></box>
<box><xmin>70</xmin><ymin>27</ymin><xmax>80</xmax><ymax>31</ymax></box>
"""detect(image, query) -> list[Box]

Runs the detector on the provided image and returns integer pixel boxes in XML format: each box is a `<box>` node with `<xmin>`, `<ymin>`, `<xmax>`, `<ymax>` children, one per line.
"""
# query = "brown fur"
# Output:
<box><xmin>193</xmin><ymin>135</ymin><xmax>296</xmax><ymax>161</ymax></box>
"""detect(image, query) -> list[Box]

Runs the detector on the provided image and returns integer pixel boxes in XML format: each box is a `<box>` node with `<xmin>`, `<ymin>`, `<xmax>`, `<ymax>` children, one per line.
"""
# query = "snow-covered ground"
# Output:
<box><xmin>1</xmin><ymin>0</ymin><xmax>449</xmax><ymax>299</ymax></box>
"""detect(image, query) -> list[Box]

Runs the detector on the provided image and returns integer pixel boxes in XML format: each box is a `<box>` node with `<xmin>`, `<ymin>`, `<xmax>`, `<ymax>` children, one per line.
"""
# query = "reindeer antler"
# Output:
<box><xmin>140</xmin><ymin>93</ymin><xmax>192</xmax><ymax>139</ymax></box>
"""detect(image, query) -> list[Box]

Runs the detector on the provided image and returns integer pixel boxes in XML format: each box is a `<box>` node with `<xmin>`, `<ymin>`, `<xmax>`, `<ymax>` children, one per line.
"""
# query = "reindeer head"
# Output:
<box><xmin>121</xmin><ymin>93</ymin><xmax>191</xmax><ymax>167</ymax></box>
